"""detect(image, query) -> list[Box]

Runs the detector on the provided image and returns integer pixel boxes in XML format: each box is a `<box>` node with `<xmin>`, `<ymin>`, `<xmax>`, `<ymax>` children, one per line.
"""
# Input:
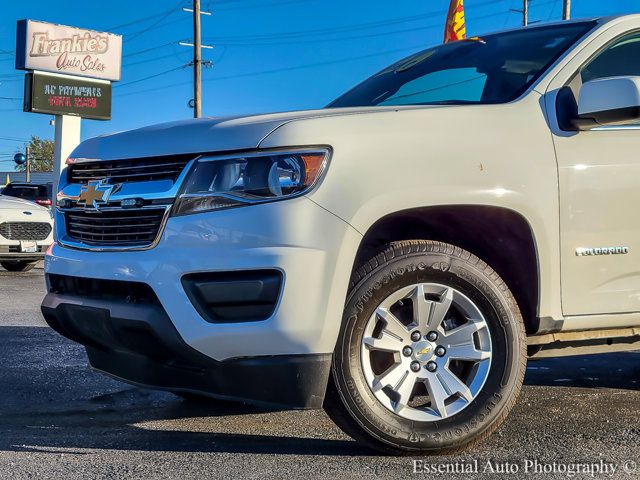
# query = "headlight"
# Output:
<box><xmin>173</xmin><ymin>148</ymin><xmax>330</xmax><ymax>215</ymax></box>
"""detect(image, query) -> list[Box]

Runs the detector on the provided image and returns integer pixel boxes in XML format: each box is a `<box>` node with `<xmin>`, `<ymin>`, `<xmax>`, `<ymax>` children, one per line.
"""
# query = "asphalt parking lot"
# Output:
<box><xmin>1</xmin><ymin>265</ymin><xmax>639</xmax><ymax>479</ymax></box>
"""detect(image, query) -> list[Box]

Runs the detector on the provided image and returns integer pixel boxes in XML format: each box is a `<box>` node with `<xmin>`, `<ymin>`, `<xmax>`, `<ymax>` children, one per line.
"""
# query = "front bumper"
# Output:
<box><xmin>41</xmin><ymin>289</ymin><xmax>331</xmax><ymax>408</ymax></box>
<box><xmin>43</xmin><ymin>197</ymin><xmax>362</xmax><ymax>407</ymax></box>
<box><xmin>0</xmin><ymin>244</ymin><xmax>49</xmax><ymax>261</ymax></box>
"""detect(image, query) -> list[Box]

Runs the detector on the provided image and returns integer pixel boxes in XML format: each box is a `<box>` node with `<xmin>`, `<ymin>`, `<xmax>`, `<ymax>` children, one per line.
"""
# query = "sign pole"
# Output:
<box><xmin>25</xmin><ymin>145</ymin><xmax>31</xmax><ymax>183</ymax></box>
<box><xmin>53</xmin><ymin>115</ymin><xmax>81</xmax><ymax>203</ymax></box>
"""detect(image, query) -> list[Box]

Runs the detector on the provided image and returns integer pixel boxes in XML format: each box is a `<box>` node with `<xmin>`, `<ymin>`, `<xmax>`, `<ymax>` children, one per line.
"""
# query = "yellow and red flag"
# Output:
<box><xmin>444</xmin><ymin>0</ymin><xmax>466</xmax><ymax>43</ymax></box>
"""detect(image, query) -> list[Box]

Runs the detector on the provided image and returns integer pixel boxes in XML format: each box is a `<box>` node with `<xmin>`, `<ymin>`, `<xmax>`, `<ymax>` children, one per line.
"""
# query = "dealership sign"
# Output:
<box><xmin>24</xmin><ymin>71</ymin><xmax>111</xmax><ymax>120</ymax></box>
<box><xmin>15</xmin><ymin>19</ymin><xmax>122</xmax><ymax>81</ymax></box>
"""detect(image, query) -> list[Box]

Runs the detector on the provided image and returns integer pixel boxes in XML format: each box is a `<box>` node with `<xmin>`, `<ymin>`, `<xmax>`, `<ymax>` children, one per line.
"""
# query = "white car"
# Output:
<box><xmin>41</xmin><ymin>15</ymin><xmax>640</xmax><ymax>454</ymax></box>
<box><xmin>0</xmin><ymin>195</ymin><xmax>53</xmax><ymax>271</ymax></box>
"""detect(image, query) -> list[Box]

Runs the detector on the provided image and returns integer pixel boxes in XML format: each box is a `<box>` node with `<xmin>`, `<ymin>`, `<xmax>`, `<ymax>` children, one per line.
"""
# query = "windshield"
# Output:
<box><xmin>329</xmin><ymin>22</ymin><xmax>595</xmax><ymax>108</ymax></box>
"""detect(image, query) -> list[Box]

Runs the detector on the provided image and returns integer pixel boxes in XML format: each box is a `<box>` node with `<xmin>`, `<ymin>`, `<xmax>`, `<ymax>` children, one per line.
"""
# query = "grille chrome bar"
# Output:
<box><xmin>66</xmin><ymin>213</ymin><xmax>163</xmax><ymax>221</ymax></box>
<box><xmin>70</xmin><ymin>161</ymin><xmax>188</xmax><ymax>174</ymax></box>
<box><xmin>67</xmin><ymin>222</ymin><xmax>159</xmax><ymax>230</ymax></box>
<box><xmin>72</xmin><ymin>169</ymin><xmax>185</xmax><ymax>181</ymax></box>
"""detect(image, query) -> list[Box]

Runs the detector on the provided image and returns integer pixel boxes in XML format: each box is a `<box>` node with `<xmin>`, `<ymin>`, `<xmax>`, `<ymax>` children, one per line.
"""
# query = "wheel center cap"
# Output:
<box><xmin>412</xmin><ymin>340</ymin><xmax>435</xmax><ymax>362</ymax></box>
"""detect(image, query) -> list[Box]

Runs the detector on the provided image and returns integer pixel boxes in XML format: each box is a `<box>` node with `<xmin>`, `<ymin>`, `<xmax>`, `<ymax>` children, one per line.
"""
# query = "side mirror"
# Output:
<box><xmin>572</xmin><ymin>76</ymin><xmax>640</xmax><ymax>130</ymax></box>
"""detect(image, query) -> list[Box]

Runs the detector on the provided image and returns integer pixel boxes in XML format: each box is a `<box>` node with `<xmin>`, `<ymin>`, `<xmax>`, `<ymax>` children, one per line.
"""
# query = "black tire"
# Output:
<box><xmin>0</xmin><ymin>261</ymin><xmax>37</xmax><ymax>272</ymax></box>
<box><xmin>324</xmin><ymin>240</ymin><xmax>526</xmax><ymax>455</ymax></box>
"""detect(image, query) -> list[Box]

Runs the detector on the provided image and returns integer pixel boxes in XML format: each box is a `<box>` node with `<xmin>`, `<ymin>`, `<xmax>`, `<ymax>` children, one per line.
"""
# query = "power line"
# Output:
<box><xmin>118</xmin><ymin>0</ymin><xmax>502</xmax><ymax>54</ymax></box>
<box><xmin>114</xmin><ymin>66</ymin><xmax>187</xmax><ymax>88</ymax></box>
<box><xmin>115</xmin><ymin>3</ymin><xmax>517</xmax><ymax>96</ymax></box>
<box><xmin>114</xmin><ymin>41</ymin><xmax>442</xmax><ymax>98</ymax></box>
<box><xmin>111</xmin><ymin>0</ymin><xmax>563</xmax><ymax>107</ymax></box>
<box><xmin>511</xmin><ymin>0</ymin><xmax>529</xmax><ymax>26</ymax></box>
<box><xmin>124</xmin><ymin>50</ymin><xmax>188</xmax><ymax>68</ymax></box>
<box><xmin>127</xmin><ymin>7</ymin><xmax>179</xmax><ymax>42</ymax></box>
<box><xmin>215</xmin><ymin>0</ymin><xmax>314</xmax><ymax>10</ymax></box>
<box><xmin>119</xmin><ymin>4</ymin><xmax>470</xmax><ymax>76</ymax></box>
<box><xmin>205</xmin><ymin>2</ymin><xmax>499</xmax><ymax>43</ymax></box>
<box><xmin>201</xmin><ymin>0</ymin><xmax>528</xmax><ymax>46</ymax></box>
<box><xmin>547</xmin><ymin>0</ymin><xmax>561</xmax><ymax>20</ymax></box>
<box><xmin>116</xmin><ymin>0</ymin><xmax>511</xmax><ymax>89</ymax></box>
<box><xmin>0</xmin><ymin>136</ymin><xmax>30</xmax><ymax>142</ymax></box>
<box><xmin>105</xmin><ymin>7</ymin><xmax>180</xmax><ymax>31</ymax></box>
<box><xmin>123</xmin><ymin>42</ymin><xmax>177</xmax><ymax>58</ymax></box>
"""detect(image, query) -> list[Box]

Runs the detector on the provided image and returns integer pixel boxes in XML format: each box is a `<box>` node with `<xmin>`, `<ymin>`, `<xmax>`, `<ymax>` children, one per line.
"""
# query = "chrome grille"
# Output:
<box><xmin>0</xmin><ymin>222</ymin><xmax>52</xmax><ymax>241</ymax></box>
<box><xmin>68</xmin><ymin>155</ymin><xmax>194</xmax><ymax>184</ymax></box>
<box><xmin>64</xmin><ymin>208</ymin><xmax>167</xmax><ymax>247</ymax></box>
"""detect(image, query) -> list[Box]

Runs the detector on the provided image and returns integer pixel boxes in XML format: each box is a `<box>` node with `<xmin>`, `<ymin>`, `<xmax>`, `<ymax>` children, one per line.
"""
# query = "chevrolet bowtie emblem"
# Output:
<box><xmin>417</xmin><ymin>347</ymin><xmax>431</xmax><ymax>356</ymax></box>
<box><xmin>78</xmin><ymin>179</ymin><xmax>121</xmax><ymax>211</ymax></box>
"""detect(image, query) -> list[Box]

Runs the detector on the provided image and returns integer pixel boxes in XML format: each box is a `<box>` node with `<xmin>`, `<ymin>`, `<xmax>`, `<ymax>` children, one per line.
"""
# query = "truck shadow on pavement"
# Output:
<box><xmin>1</xmin><ymin>326</ymin><xmax>639</xmax><ymax>456</ymax></box>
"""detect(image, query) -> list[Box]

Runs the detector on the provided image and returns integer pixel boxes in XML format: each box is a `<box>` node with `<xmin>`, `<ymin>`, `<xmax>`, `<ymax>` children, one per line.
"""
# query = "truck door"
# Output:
<box><xmin>553</xmin><ymin>31</ymin><xmax>640</xmax><ymax>316</ymax></box>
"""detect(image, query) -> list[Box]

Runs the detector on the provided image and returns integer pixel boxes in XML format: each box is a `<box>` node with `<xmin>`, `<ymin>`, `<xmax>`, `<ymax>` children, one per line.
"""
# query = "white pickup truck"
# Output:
<box><xmin>42</xmin><ymin>15</ymin><xmax>640</xmax><ymax>454</ymax></box>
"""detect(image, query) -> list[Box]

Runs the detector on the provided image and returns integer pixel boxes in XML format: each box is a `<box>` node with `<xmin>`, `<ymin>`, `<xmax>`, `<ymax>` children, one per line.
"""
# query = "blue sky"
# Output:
<box><xmin>1</xmin><ymin>0</ymin><xmax>639</xmax><ymax>168</ymax></box>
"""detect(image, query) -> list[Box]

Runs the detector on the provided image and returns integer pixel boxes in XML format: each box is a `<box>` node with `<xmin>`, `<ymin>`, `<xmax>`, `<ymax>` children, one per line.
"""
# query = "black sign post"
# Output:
<box><xmin>23</xmin><ymin>71</ymin><xmax>111</xmax><ymax>121</ymax></box>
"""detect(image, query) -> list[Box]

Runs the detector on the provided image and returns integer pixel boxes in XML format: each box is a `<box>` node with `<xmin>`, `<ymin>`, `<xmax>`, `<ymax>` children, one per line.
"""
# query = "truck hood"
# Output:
<box><xmin>71</xmin><ymin>106</ymin><xmax>430</xmax><ymax>160</ymax></box>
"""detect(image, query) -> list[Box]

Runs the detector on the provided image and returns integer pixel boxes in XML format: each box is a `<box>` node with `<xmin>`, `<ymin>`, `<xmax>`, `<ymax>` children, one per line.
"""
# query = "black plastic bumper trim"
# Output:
<box><xmin>41</xmin><ymin>290</ymin><xmax>330</xmax><ymax>409</ymax></box>
<box><xmin>181</xmin><ymin>269</ymin><xmax>283</xmax><ymax>323</ymax></box>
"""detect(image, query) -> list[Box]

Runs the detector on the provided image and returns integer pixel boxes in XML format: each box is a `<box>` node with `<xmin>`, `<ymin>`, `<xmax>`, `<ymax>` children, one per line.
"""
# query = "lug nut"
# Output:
<box><xmin>425</xmin><ymin>361</ymin><xmax>438</xmax><ymax>372</ymax></box>
<box><xmin>427</xmin><ymin>331</ymin><xmax>438</xmax><ymax>342</ymax></box>
<box><xmin>435</xmin><ymin>346</ymin><xmax>446</xmax><ymax>357</ymax></box>
<box><xmin>410</xmin><ymin>361</ymin><xmax>421</xmax><ymax>372</ymax></box>
<box><xmin>402</xmin><ymin>346</ymin><xmax>413</xmax><ymax>357</ymax></box>
<box><xmin>410</xmin><ymin>331</ymin><xmax>422</xmax><ymax>342</ymax></box>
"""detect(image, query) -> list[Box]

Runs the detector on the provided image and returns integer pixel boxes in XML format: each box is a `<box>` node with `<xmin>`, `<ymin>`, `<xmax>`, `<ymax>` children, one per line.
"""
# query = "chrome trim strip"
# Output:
<box><xmin>58</xmin><ymin>158</ymin><xmax>198</xmax><ymax>204</ymax></box>
<box><xmin>592</xmin><ymin>124</ymin><xmax>640</xmax><ymax>131</ymax></box>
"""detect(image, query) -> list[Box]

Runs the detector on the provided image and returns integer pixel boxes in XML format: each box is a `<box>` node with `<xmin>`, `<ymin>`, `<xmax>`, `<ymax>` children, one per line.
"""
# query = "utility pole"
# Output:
<box><xmin>563</xmin><ymin>0</ymin><xmax>571</xmax><ymax>20</ymax></box>
<box><xmin>25</xmin><ymin>145</ymin><xmax>30</xmax><ymax>183</ymax></box>
<box><xmin>192</xmin><ymin>0</ymin><xmax>202</xmax><ymax>118</ymax></box>
<box><xmin>180</xmin><ymin>2</ymin><xmax>213</xmax><ymax>118</ymax></box>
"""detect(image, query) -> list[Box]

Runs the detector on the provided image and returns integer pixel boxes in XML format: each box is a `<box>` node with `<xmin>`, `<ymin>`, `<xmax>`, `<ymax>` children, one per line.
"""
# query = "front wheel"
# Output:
<box><xmin>324</xmin><ymin>240</ymin><xmax>526</xmax><ymax>455</ymax></box>
<box><xmin>0</xmin><ymin>261</ymin><xmax>37</xmax><ymax>272</ymax></box>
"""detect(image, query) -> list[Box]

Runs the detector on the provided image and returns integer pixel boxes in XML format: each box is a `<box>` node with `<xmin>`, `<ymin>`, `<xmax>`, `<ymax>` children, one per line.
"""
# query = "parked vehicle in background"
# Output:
<box><xmin>41</xmin><ymin>15</ymin><xmax>640</xmax><ymax>454</ymax></box>
<box><xmin>0</xmin><ymin>195</ymin><xmax>53</xmax><ymax>271</ymax></box>
<box><xmin>2</xmin><ymin>182</ymin><xmax>53</xmax><ymax>208</ymax></box>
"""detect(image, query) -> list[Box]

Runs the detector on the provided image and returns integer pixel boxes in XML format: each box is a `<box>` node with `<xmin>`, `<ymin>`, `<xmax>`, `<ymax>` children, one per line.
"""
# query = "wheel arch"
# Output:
<box><xmin>350</xmin><ymin>205</ymin><xmax>540</xmax><ymax>334</ymax></box>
